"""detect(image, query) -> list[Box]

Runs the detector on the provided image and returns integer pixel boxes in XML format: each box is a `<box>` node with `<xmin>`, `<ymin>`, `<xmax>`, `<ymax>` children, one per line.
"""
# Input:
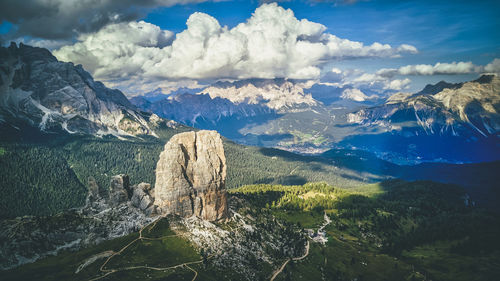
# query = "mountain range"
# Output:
<box><xmin>0</xmin><ymin>43</ymin><xmax>498</xmax><ymax>164</ymax></box>
<box><xmin>132</xmin><ymin>74</ymin><xmax>500</xmax><ymax>163</ymax></box>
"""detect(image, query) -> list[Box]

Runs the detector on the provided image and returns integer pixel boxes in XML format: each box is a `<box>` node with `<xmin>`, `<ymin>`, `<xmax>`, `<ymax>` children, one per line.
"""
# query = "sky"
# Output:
<box><xmin>1</xmin><ymin>0</ymin><xmax>499</xmax><ymax>95</ymax></box>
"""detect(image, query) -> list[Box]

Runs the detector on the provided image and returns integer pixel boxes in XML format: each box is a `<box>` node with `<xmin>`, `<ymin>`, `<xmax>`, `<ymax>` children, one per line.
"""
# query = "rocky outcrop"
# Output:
<box><xmin>85</xmin><ymin>177</ymin><xmax>100</xmax><ymax>204</ymax></box>
<box><xmin>154</xmin><ymin>130</ymin><xmax>228</xmax><ymax>221</ymax></box>
<box><xmin>85</xmin><ymin>174</ymin><xmax>156</xmax><ymax>216</ymax></box>
<box><xmin>1</xmin><ymin>174</ymin><xmax>157</xmax><ymax>270</ymax></box>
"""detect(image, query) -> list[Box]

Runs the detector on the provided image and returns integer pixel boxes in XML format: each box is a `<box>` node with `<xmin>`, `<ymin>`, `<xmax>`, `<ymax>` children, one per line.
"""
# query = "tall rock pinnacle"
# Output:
<box><xmin>154</xmin><ymin>130</ymin><xmax>228</xmax><ymax>221</ymax></box>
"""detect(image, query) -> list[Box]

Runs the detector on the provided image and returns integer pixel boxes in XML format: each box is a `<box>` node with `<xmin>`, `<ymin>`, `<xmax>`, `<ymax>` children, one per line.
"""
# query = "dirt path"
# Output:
<box><xmin>86</xmin><ymin>218</ymin><xmax>204</xmax><ymax>281</ymax></box>
<box><xmin>270</xmin><ymin>240</ymin><xmax>310</xmax><ymax>281</ymax></box>
<box><xmin>270</xmin><ymin>259</ymin><xmax>290</xmax><ymax>281</ymax></box>
<box><xmin>186</xmin><ymin>264</ymin><xmax>198</xmax><ymax>281</ymax></box>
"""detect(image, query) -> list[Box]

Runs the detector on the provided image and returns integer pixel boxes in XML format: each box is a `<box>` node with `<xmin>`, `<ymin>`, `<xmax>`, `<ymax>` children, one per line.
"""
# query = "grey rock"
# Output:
<box><xmin>154</xmin><ymin>130</ymin><xmax>228</xmax><ymax>221</ymax></box>
<box><xmin>139</xmin><ymin>195</ymin><xmax>153</xmax><ymax>210</ymax></box>
<box><xmin>130</xmin><ymin>182</ymin><xmax>154</xmax><ymax>213</ymax></box>
<box><xmin>145</xmin><ymin>205</ymin><xmax>156</xmax><ymax>216</ymax></box>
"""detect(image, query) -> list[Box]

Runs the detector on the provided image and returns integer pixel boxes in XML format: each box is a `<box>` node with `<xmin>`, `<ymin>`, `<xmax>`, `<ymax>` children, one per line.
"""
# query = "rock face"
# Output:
<box><xmin>348</xmin><ymin>75</ymin><xmax>500</xmax><ymax>138</ymax></box>
<box><xmin>0</xmin><ymin>42</ymin><xmax>154</xmax><ymax>136</ymax></box>
<box><xmin>155</xmin><ymin>130</ymin><xmax>228</xmax><ymax>221</ymax></box>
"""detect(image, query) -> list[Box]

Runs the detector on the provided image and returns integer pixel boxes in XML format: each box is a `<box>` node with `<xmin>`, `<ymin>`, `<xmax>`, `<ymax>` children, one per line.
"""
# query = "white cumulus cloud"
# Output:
<box><xmin>54</xmin><ymin>3</ymin><xmax>418</xmax><ymax>87</ymax></box>
<box><xmin>55</xmin><ymin>21</ymin><xmax>174</xmax><ymax>80</ymax></box>
<box><xmin>352</xmin><ymin>73</ymin><xmax>411</xmax><ymax>91</ymax></box>
<box><xmin>320</xmin><ymin>67</ymin><xmax>411</xmax><ymax>92</ymax></box>
<box><xmin>484</xmin><ymin>58</ymin><xmax>500</xmax><ymax>73</ymax></box>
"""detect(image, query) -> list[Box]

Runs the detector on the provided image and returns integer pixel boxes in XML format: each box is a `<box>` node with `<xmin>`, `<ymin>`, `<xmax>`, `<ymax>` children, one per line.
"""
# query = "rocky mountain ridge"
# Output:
<box><xmin>132</xmin><ymin>92</ymin><xmax>274</xmax><ymax>127</ymax></box>
<box><xmin>0</xmin><ymin>42</ymin><xmax>155</xmax><ymax>137</ymax></box>
<box><xmin>199</xmin><ymin>78</ymin><xmax>318</xmax><ymax>111</ymax></box>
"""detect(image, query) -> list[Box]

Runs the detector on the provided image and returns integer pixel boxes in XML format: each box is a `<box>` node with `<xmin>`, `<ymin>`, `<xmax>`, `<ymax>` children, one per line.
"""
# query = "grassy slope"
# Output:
<box><xmin>1</xmin><ymin>218</ymin><xmax>202</xmax><ymax>281</ymax></box>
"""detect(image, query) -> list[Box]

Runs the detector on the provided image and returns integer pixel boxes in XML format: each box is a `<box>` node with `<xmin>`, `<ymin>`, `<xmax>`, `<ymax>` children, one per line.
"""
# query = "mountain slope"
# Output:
<box><xmin>343</xmin><ymin>75</ymin><xmax>500</xmax><ymax>162</ymax></box>
<box><xmin>349</xmin><ymin>75</ymin><xmax>500</xmax><ymax>137</ymax></box>
<box><xmin>0</xmin><ymin>43</ymin><xmax>154</xmax><ymax>137</ymax></box>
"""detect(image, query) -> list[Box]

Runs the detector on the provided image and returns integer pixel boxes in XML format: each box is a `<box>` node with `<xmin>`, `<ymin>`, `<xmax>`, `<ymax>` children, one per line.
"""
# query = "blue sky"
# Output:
<box><xmin>1</xmin><ymin>0</ymin><xmax>499</xmax><ymax>94</ymax></box>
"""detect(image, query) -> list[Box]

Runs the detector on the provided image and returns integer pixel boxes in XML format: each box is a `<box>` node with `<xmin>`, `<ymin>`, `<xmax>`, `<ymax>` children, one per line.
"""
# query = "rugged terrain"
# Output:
<box><xmin>344</xmin><ymin>75</ymin><xmax>500</xmax><ymax>162</ymax></box>
<box><xmin>0</xmin><ymin>43</ymin><xmax>499</xmax><ymax>281</ymax></box>
<box><xmin>3</xmin><ymin>181</ymin><xmax>499</xmax><ymax>281</ymax></box>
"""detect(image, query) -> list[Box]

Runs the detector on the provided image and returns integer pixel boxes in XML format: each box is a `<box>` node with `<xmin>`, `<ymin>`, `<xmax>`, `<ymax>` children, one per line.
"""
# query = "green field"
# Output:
<box><xmin>2</xmin><ymin>181</ymin><xmax>499</xmax><ymax>280</ymax></box>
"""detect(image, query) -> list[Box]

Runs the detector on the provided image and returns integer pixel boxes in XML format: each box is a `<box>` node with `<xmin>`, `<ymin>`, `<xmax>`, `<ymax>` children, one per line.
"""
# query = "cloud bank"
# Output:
<box><xmin>485</xmin><ymin>58</ymin><xmax>500</xmax><ymax>73</ymax></box>
<box><xmin>377</xmin><ymin>60</ymin><xmax>500</xmax><ymax>78</ymax></box>
<box><xmin>54</xmin><ymin>3</ymin><xmax>417</xmax><ymax>87</ymax></box>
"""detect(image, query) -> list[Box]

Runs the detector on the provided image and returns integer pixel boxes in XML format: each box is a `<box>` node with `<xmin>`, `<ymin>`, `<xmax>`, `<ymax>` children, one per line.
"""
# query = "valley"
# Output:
<box><xmin>132</xmin><ymin>75</ymin><xmax>500</xmax><ymax>164</ymax></box>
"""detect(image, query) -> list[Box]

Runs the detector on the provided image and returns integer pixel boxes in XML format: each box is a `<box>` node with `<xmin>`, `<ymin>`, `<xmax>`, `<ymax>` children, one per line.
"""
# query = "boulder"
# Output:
<box><xmin>131</xmin><ymin>183</ymin><xmax>155</xmax><ymax>215</ymax></box>
<box><xmin>154</xmin><ymin>130</ymin><xmax>228</xmax><ymax>221</ymax></box>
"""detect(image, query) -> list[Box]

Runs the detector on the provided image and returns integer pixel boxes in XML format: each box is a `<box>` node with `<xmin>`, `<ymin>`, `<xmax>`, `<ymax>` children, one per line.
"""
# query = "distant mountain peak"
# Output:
<box><xmin>415</xmin><ymin>80</ymin><xmax>462</xmax><ymax>96</ymax></box>
<box><xmin>473</xmin><ymin>74</ymin><xmax>496</xmax><ymax>84</ymax></box>
<box><xmin>199</xmin><ymin>78</ymin><xmax>318</xmax><ymax>110</ymax></box>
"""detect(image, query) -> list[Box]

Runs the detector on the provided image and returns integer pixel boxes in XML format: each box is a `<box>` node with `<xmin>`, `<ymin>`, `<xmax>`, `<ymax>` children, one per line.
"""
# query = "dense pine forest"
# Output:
<box><xmin>2</xmin><ymin>125</ymin><xmax>500</xmax><ymax>219</ymax></box>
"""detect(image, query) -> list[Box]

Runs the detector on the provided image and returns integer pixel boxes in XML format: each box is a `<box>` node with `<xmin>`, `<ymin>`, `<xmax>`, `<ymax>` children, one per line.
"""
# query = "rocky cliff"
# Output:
<box><xmin>340</xmin><ymin>75</ymin><xmax>500</xmax><ymax>163</ymax></box>
<box><xmin>0</xmin><ymin>42</ymin><xmax>154</xmax><ymax>137</ymax></box>
<box><xmin>154</xmin><ymin>130</ymin><xmax>228</xmax><ymax>221</ymax></box>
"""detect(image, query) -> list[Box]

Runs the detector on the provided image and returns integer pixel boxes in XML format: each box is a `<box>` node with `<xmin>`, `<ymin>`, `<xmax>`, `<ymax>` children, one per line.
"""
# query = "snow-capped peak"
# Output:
<box><xmin>197</xmin><ymin>79</ymin><xmax>318</xmax><ymax>110</ymax></box>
